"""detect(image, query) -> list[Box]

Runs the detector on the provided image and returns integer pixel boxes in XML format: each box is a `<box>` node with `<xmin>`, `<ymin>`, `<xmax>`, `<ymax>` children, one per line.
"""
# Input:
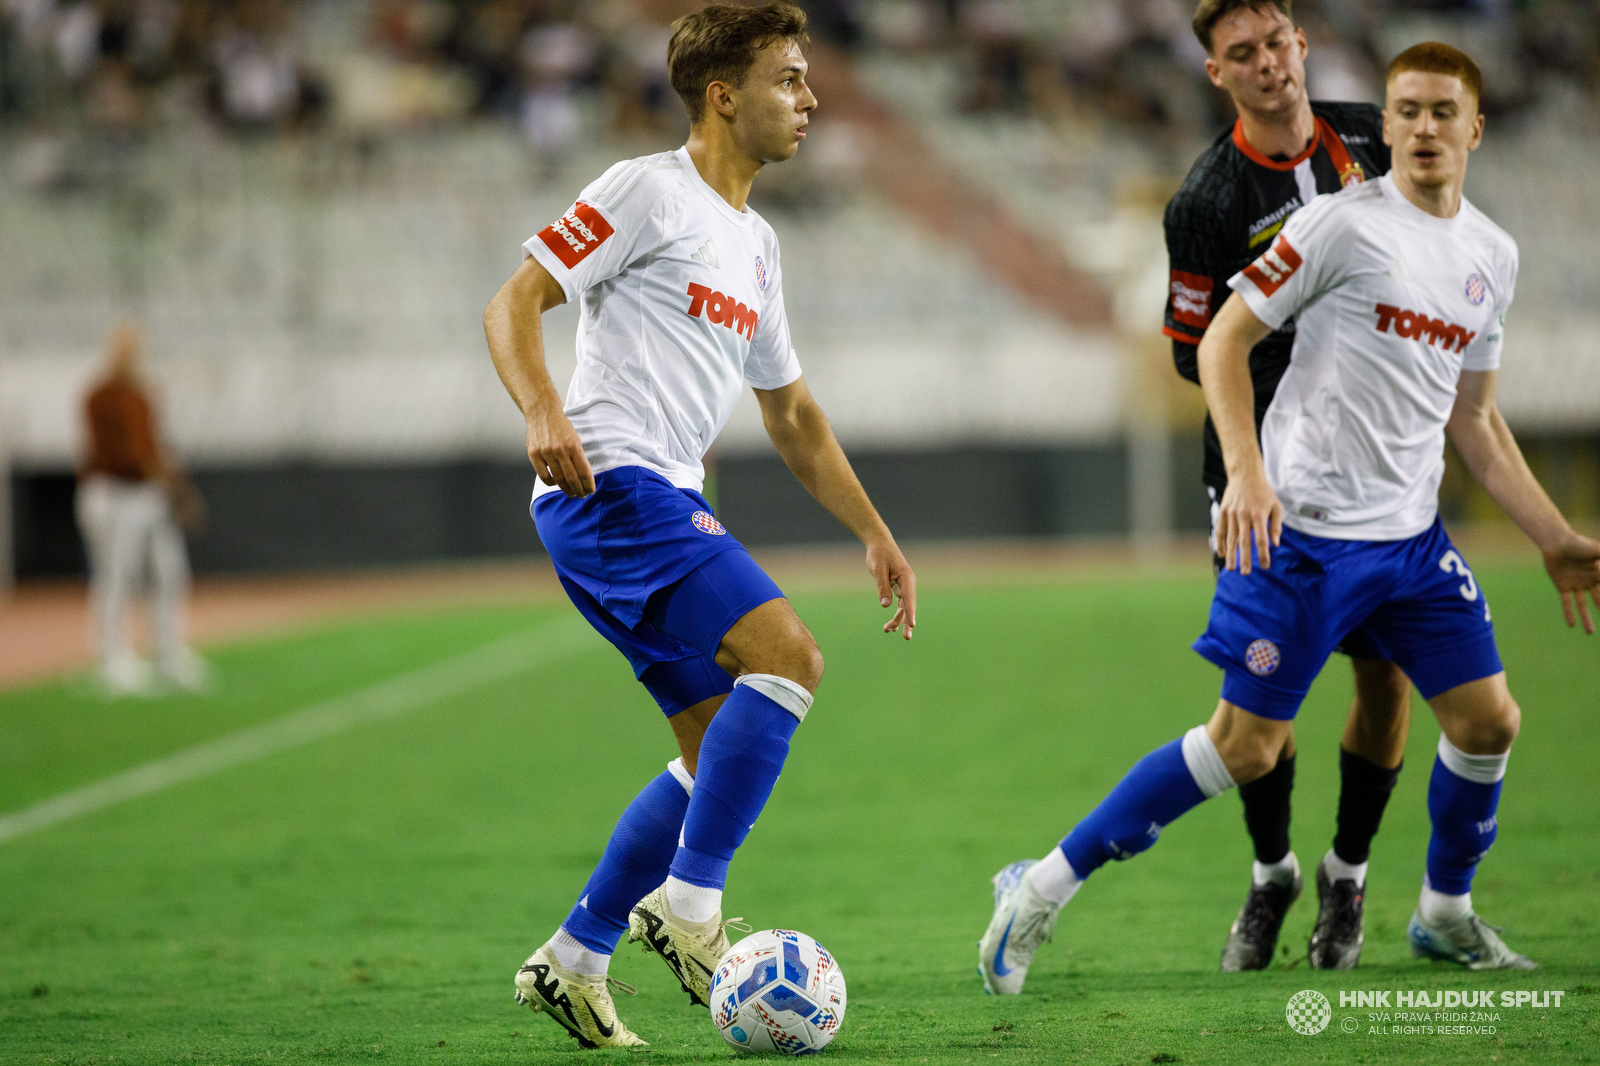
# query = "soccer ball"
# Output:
<box><xmin>708</xmin><ymin>929</ymin><xmax>847</xmax><ymax>1055</ymax></box>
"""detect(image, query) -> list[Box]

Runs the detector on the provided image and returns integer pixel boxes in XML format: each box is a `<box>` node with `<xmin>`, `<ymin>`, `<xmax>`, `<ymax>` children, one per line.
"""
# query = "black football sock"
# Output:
<box><xmin>1332</xmin><ymin>747</ymin><xmax>1402</xmax><ymax>865</ymax></box>
<box><xmin>1238</xmin><ymin>752</ymin><xmax>1295</xmax><ymax>865</ymax></box>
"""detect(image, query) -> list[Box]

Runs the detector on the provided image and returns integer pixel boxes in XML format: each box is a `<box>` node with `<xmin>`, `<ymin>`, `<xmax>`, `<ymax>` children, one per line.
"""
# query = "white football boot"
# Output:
<box><xmin>978</xmin><ymin>860</ymin><xmax>1062</xmax><ymax>995</ymax></box>
<box><xmin>100</xmin><ymin>653</ymin><xmax>156</xmax><ymax>697</ymax></box>
<box><xmin>158</xmin><ymin>647</ymin><xmax>211</xmax><ymax>693</ymax></box>
<box><xmin>627</xmin><ymin>885</ymin><xmax>749</xmax><ymax>1007</ymax></box>
<box><xmin>1407</xmin><ymin>909</ymin><xmax>1537</xmax><ymax>970</ymax></box>
<box><xmin>513</xmin><ymin>943</ymin><xmax>648</xmax><ymax>1048</ymax></box>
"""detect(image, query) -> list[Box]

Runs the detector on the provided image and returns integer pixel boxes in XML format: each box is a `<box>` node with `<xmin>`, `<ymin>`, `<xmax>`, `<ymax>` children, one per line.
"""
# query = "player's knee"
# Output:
<box><xmin>1213</xmin><ymin>734</ymin><xmax>1279</xmax><ymax>785</ymax></box>
<box><xmin>1477</xmin><ymin>695</ymin><xmax>1521</xmax><ymax>753</ymax></box>
<box><xmin>787</xmin><ymin>639</ymin><xmax>824</xmax><ymax>694</ymax></box>
<box><xmin>742</xmin><ymin>632</ymin><xmax>823</xmax><ymax>693</ymax></box>
<box><xmin>1224</xmin><ymin>750</ymin><xmax>1277</xmax><ymax>786</ymax></box>
<box><xmin>1451</xmin><ymin>693</ymin><xmax>1520</xmax><ymax>755</ymax></box>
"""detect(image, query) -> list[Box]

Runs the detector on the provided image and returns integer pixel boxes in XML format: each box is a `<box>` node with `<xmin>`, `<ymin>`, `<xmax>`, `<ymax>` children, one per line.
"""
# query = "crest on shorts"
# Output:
<box><xmin>1245</xmin><ymin>639</ymin><xmax>1281</xmax><ymax>676</ymax></box>
<box><xmin>691</xmin><ymin>510</ymin><xmax>727</xmax><ymax>536</ymax></box>
<box><xmin>755</xmin><ymin>256</ymin><xmax>767</xmax><ymax>291</ymax></box>
<box><xmin>1465</xmin><ymin>273</ymin><xmax>1487</xmax><ymax>306</ymax></box>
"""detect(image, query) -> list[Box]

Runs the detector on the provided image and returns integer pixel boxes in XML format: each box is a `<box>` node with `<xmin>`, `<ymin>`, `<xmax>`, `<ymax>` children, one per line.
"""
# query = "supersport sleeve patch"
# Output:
<box><xmin>1168</xmin><ymin>270</ymin><xmax>1215</xmax><ymax>331</ymax></box>
<box><xmin>1241</xmin><ymin>235</ymin><xmax>1304</xmax><ymax>298</ymax></box>
<box><xmin>536</xmin><ymin>202</ymin><xmax>615</xmax><ymax>270</ymax></box>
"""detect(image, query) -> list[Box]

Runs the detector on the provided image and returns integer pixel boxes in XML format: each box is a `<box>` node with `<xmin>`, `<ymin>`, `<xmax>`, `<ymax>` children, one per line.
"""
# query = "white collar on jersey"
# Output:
<box><xmin>1379</xmin><ymin>172</ymin><xmax>1468</xmax><ymax>231</ymax></box>
<box><xmin>675</xmin><ymin>145</ymin><xmax>758</xmax><ymax>228</ymax></box>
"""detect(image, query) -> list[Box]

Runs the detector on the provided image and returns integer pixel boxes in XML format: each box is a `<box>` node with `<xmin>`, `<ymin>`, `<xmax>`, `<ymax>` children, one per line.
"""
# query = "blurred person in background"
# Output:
<box><xmin>208</xmin><ymin>0</ymin><xmax>320</xmax><ymax>130</ymax></box>
<box><xmin>1054</xmin><ymin>0</ymin><xmax>1225</xmax><ymax>134</ymax></box>
<box><xmin>595</xmin><ymin>5</ymin><xmax>679</xmax><ymax>140</ymax></box>
<box><xmin>76</xmin><ymin>322</ymin><xmax>208</xmax><ymax>694</ymax></box>
<box><xmin>958</xmin><ymin>0</ymin><xmax>1033</xmax><ymax>113</ymax></box>
<box><xmin>518</xmin><ymin>14</ymin><xmax>598</xmax><ymax>176</ymax></box>
<box><xmin>446</xmin><ymin>0</ymin><xmax>537</xmax><ymax>114</ymax></box>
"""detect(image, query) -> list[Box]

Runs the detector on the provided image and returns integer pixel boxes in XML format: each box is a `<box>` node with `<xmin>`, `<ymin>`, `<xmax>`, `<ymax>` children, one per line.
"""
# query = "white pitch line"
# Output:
<box><xmin>0</xmin><ymin>616</ymin><xmax>598</xmax><ymax>846</ymax></box>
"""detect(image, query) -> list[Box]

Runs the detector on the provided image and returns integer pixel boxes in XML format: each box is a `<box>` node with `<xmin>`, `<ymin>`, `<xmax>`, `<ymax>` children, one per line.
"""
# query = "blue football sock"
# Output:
<box><xmin>1426</xmin><ymin>735</ymin><xmax>1507</xmax><ymax>895</ymax></box>
<box><xmin>562</xmin><ymin>762</ymin><xmax>692</xmax><ymax>955</ymax></box>
<box><xmin>1060</xmin><ymin>726</ymin><xmax>1235</xmax><ymax>879</ymax></box>
<box><xmin>668</xmin><ymin>674</ymin><xmax>807</xmax><ymax>890</ymax></box>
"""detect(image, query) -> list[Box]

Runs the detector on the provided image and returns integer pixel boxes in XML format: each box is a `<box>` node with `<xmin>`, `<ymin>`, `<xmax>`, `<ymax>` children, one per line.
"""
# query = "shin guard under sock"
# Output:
<box><xmin>668</xmin><ymin>674</ymin><xmax>808</xmax><ymax>892</ymax></box>
<box><xmin>1237</xmin><ymin>752</ymin><xmax>1294</xmax><ymax>865</ymax></box>
<box><xmin>1426</xmin><ymin>735</ymin><xmax>1507</xmax><ymax>895</ymax></box>
<box><xmin>1333</xmin><ymin>747</ymin><xmax>1402</xmax><ymax>865</ymax></box>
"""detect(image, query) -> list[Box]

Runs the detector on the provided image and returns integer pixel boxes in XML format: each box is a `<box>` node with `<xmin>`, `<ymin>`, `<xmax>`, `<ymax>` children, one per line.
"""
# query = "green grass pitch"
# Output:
<box><xmin>1</xmin><ymin>560</ymin><xmax>1596</xmax><ymax>1065</ymax></box>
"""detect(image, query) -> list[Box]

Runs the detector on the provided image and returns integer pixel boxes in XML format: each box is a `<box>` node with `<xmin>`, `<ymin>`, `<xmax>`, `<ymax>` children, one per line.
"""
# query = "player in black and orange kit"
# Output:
<box><xmin>1163</xmin><ymin>0</ymin><xmax>1397</xmax><ymax>971</ymax></box>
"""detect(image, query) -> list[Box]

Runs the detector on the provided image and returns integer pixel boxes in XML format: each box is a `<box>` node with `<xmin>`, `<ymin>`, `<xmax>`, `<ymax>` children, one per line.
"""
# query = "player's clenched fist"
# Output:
<box><xmin>1217</xmin><ymin>469</ymin><xmax>1282</xmax><ymax>575</ymax></box>
<box><xmin>525</xmin><ymin>400</ymin><xmax>595</xmax><ymax>498</ymax></box>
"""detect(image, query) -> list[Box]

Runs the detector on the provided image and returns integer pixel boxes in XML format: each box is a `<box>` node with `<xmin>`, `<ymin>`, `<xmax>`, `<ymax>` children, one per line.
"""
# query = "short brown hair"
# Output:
<box><xmin>1386</xmin><ymin>42</ymin><xmax>1483</xmax><ymax>107</ymax></box>
<box><xmin>1191</xmin><ymin>0</ymin><xmax>1292</xmax><ymax>54</ymax></box>
<box><xmin>668</xmin><ymin>2</ymin><xmax>810</xmax><ymax>124</ymax></box>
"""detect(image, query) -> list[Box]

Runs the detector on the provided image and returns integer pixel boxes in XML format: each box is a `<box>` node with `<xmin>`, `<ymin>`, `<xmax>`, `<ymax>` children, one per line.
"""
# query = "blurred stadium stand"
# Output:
<box><xmin>1</xmin><ymin>0</ymin><xmax>1596</xmax><ymax>578</ymax></box>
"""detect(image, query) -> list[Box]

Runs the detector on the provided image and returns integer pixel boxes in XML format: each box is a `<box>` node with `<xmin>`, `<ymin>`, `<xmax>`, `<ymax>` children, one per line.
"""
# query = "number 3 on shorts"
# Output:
<box><xmin>1439</xmin><ymin>551</ymin><xmax>1478</xmax><ymax>600</ymax></box>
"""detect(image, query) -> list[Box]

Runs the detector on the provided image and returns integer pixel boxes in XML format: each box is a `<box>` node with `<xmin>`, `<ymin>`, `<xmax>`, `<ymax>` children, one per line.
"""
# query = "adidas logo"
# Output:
<box><xmin>691</xmin><ymin>240</ymin><xmax>719</xmax><ymax>269</ymax></box>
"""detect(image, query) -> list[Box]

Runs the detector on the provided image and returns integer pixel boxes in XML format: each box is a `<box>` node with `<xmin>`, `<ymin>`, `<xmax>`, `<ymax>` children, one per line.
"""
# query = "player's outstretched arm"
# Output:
<box><xmin>754</xmin><ymin>377</ymin><xmax>916</xmax><ymax>639</ymax></box>
<box><xmin>1198</xmin><ymin>293</ymin><xmax>1281</xmax><ymax>574</ymax></box>
<box><xmin>484</xmin><ymin>257</ymin><xmax>595</xmax><ymax>497</ymax></box>
<box><xmin>1447</xmin><ymin>369</ymin><xmax>1600</xmax><ymax>632</ymax></box>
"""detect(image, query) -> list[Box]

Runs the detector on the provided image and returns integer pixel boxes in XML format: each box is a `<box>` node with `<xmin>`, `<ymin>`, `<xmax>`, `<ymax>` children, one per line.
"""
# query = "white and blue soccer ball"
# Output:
<box><xmin>709</xmin><ymin>929</ymin><xmax>846</xmax><ymax>1055</ymax></box>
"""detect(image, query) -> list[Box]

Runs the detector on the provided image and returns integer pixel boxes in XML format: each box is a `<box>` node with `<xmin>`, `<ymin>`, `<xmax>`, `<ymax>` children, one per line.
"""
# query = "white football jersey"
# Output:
<box><xmin>1229</xmin><ymin>173</ymin><xmax>1517</xmax><ymax>541</ymax></box>
<box><xmin>523</xmin><ymin>147</ymin><xmax>802</xmax><ymax>497</ymax></box>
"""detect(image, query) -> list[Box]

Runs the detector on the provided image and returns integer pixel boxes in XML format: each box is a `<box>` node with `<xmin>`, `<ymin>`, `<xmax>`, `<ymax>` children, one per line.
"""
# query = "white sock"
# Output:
<box><xmin>1181</xmin><ymin>725</ymin><xmax>1238</xmax><ymax>797</ymax></box>
<box><xmin>1024</xmin><ymin>848</ymin><xmax>1084</xmax><ymax>906</ymax></box>
<box><xmin>1436</xmin><ymin>734</ymin><xmax>1509</xmax><ymax>784</ymax></box>
<box><xmin>663</xmin><ymin>875</ymin><xmax>721</xmax><ymax>924</ymax></box>
<box><xmin>550</xmin><ymin>927</ymin><xmax>610</xmax><ymax>976</ymax></box>
<box><xmin>1323</xmin><ymin>848</ymin><xmax>1368</xmax><ymax>886</ymax></box>
<box><xmin>733</xmin><ymin>672</ymin><xmax>814</xmax><ymax>721</ymax></box>
<box><xmin>1419</xmin><ymin>882</ymin><xmax>1472</xmax><ymax>924</ymax></box>
<box><xmin>1252</xmin><ymin>851</ymin><xmax>1300</xmax><ymax>887</ymax></box>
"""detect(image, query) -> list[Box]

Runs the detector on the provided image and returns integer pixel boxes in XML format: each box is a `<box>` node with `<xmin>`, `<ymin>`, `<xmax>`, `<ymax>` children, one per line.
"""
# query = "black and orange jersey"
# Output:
<box><xmin>1163</xmin><ymin>101</ymin><xmax>1390</xmax><ymax>495</ymax></box>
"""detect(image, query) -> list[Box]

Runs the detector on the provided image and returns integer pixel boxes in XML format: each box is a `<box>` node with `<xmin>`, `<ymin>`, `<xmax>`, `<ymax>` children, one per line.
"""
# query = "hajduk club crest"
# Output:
<box><xmin>1465</xmin><ymin>273</ymin><xmax>1487</xmax><ymax>306</ymax></box>
<box><xmin>691</xmin><ymin>511</ymin><xmax>727</xmax><ymax>535</ymax></box>
<box><xmin>1245</xmin><ymin>639</ymin><xmax>1281</xmax><ymax>676</ymax></box>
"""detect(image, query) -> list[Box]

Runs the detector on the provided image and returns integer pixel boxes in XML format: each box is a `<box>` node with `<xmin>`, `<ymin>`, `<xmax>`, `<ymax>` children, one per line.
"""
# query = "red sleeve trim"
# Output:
<box><xmin>1164</xmin><ymin>324</ymin><xmax>1205</xmax><ymax>344</ymax></box>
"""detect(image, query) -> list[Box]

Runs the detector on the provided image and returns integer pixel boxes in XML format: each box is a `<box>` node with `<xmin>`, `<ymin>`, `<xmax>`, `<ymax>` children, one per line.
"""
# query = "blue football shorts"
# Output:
<box><xmin>1193</xmin><ymin>517</ymin><xmax>1502</xmax><ymax>720</ymax></box>
<box><xmin>1209</xmin><ymin>487</ymin><xmax>1386</xmax><ymax>659</ymax></box>
<box><xmin>533</xmin><ymin>465</ymin><xmax>785</xmax><ymax>717</ymax></box>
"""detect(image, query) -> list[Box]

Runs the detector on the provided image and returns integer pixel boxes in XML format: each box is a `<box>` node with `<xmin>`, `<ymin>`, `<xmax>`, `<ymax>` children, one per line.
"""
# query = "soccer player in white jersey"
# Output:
<box><xmin>979</xmin><ymin>42</ymin><xmax>1600</xmax><ymax>991</ymax></box>
<box><xmin>484</xmin><ymin>2</ymin><xmax>915</xmax><ymax>1048</ymax></box>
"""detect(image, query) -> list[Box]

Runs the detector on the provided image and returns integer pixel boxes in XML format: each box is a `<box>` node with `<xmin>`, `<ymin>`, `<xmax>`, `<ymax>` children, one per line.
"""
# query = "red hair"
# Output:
<box><xmin>1387</xmin><ymin>42</ymin><xmax>1483</xmax><ymax>106</ymax></box>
